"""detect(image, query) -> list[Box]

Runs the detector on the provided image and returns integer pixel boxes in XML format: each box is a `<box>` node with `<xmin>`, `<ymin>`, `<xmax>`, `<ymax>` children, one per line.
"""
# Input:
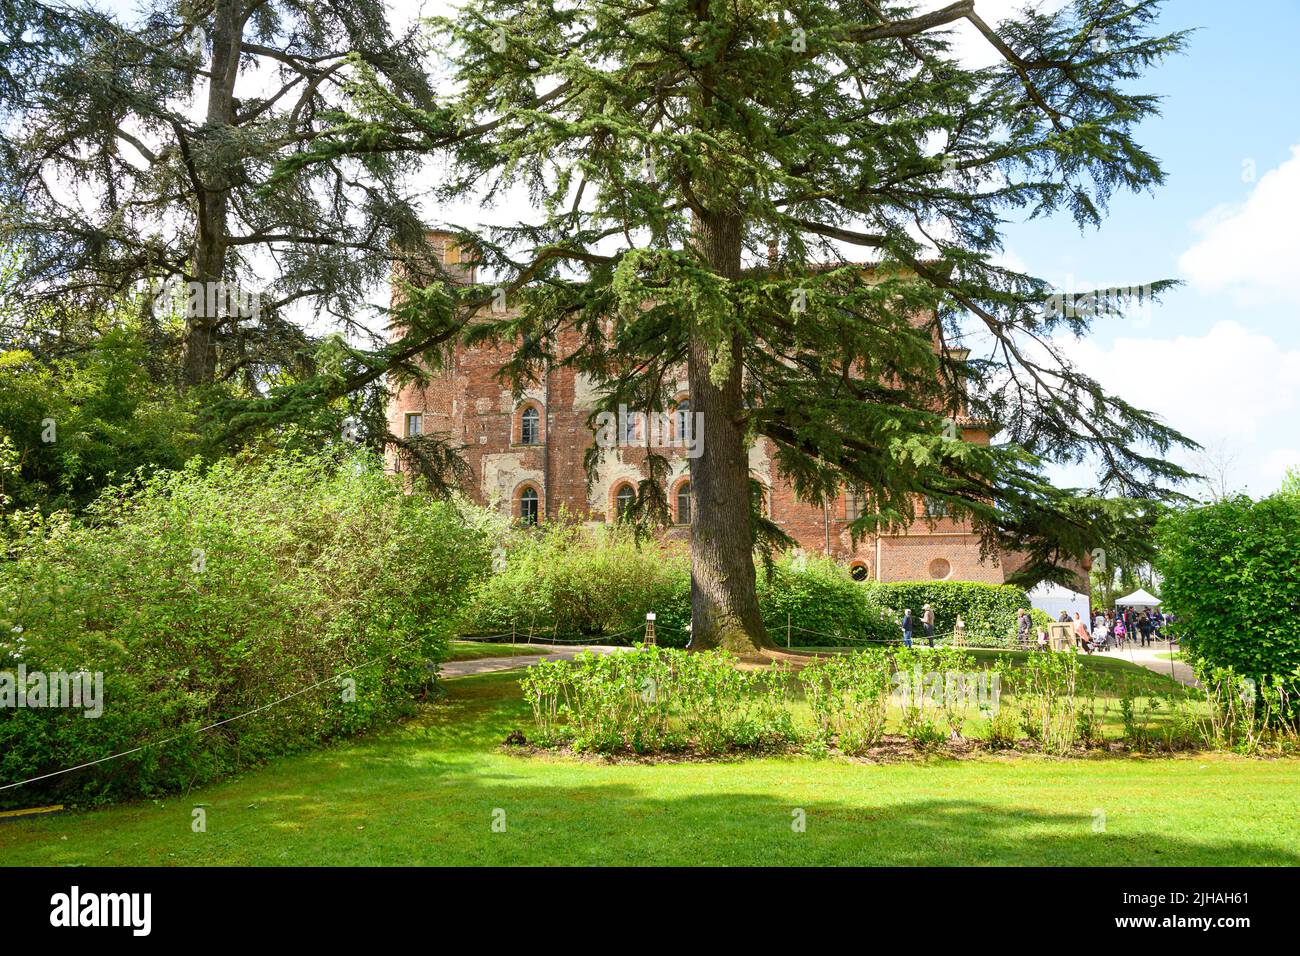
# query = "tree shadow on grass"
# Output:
<box><xmin>5</xmin><ymin>672</ymin><xmax>1297</xmax><ymax>867</ymax></box>
<box><xmin>7</xmin><ymin>770</ymin><xmax>1297</xmax><ymax>867</ymax></box>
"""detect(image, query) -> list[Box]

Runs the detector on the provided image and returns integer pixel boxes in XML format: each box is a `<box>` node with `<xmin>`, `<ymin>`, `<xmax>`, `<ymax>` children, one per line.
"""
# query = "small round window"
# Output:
<box><xmin>928</xmin><ymin>558</ymin><xmax>951</xmax><ymax>580</ymax></box>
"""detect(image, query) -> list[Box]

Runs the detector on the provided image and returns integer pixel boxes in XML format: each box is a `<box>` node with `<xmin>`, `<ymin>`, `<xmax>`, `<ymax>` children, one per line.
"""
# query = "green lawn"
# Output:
<box><xmin>3</xmin><ymin>669</ymin><xmax>1298</xmax><ymax>866</ymax></box>
<box><xmin>445</xmin><ymin>640</ymin><xmax>554</xmax><ymax>661</ymax></box>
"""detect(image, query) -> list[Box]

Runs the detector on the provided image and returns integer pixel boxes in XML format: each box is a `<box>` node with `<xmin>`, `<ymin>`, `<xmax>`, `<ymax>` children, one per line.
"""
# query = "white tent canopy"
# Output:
<box><xmin>1027</xmin><ymin>582</ymin><xmax>1090</xmax><ymax>621</ymax></box>
<box><xmin>1115</xmin><ymin>588</ymin><xmax>1162</xmax><ymax>607</ymax></box>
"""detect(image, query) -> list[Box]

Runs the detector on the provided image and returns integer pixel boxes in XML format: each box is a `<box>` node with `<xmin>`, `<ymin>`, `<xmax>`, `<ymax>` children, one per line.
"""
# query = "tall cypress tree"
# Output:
<box><xmin>265</xmin><ymin>1</ymin><xmax>1197</xmax><ymax>654</ymax></box>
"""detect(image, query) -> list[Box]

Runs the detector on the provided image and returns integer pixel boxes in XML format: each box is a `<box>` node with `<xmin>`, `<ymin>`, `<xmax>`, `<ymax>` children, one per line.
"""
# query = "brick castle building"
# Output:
<box><xmin>387</xmin><ymin>232</ymin><xmax>1025</xmax><ymax>585</ymax></box>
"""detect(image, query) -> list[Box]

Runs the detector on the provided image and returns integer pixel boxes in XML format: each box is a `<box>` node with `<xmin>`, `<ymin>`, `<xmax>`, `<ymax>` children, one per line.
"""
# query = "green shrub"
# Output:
<box><xmin>460</xmin><ymin>518</ymin><xmax>689</xmax><ymax>642</ymax></box>
<box><xmin>865</xmin><ymin>580</ymin><xmax>1036</xmax><ymax>646</ymax></box>
<box><xmin>1156</xmin><ymin>494</ymin><xmax>1300</xmax><ymax>688</ymax></box>
<box><xmin>1195</xmin><ymin>665</ymin><xmax>1298</xmax><ymax>754</ymax></box>
<box><xmin>1007</xmin><ymin>649</ymin><xmax>1081</xmax><ymax>755</ymax></box>
<box><xmin>759</xmin><ymin>555</ymin><xmax>896</xmax><ymax>647</ymax></box>
<box><xmin>463</xmin><ymin>535</ymin><xmax>897</xmax><ymax>648</ymax></box>
<box><xmin>0</xmin><ymin>331</ymin><xmax>207</xmax><ymax>515</ymax></box>
<box><xmin>890</xmin><ymin>645</ymin><xmax>985</xmax><ymax>746</ymax></box>
<box><xmin>799</xmin><ymin>648</ymin><xmax>893</xmax><ymax>753</ymax></box>
<box><xmin>0</xmin><ymin>452</ymin><xmax>489</xmax><ymax>807</ymax></box>
<box><xmin>517</xmin><ymin>646</ymin><xmax>802</xmax><ymax>754</ymax></box>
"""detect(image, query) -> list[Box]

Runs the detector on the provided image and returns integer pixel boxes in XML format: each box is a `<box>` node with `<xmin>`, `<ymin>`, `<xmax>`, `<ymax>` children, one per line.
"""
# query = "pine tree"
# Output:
<box><xmin>0</xmin><ymin>0</ymin><xmax>435</xmax><ymax>389</ymax></box>
<box><xmin>277</xmin><ymin>0</ymin><xmax>1196</xmax><ymax>655</ymax></box>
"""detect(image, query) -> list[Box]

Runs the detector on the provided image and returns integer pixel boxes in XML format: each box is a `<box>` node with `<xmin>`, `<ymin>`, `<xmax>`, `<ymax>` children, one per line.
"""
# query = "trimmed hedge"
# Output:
<box><xmin>0</xmin><ymin>452</ymin><xmax>489</xmax><ymax>808</ymax></box>
<box><xmin>863</xmin><ymin>580</ymin><xmax>1038</xmax><ymax>647</ymax></box>
<box><xmin>758</xmin><ymin>555</ymin><xmax>896</xmax><ymax>646</ymax></box>
<box><xmin>1156</xmin><ymin>493</ymin><xmax>1300</xmax><ymax>683</ymax></box>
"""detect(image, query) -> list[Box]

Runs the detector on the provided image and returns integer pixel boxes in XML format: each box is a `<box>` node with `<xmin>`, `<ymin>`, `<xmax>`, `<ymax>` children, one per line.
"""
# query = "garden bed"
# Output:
<box><xmin>516</xmin><ymin>645</ymin><xmax>1299</xmax><ymax>761</ymax></box>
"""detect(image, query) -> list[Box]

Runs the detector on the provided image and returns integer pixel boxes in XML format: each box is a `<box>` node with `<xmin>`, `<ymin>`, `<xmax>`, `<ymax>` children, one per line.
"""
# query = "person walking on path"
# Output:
<box><xmin>1017</xmin><ymin>608</ymin><xmax>1031</xmax><ymax>646</ymax></box>
<box><xmin>902</xmin><ymin>609</ymin><xmax>914</xmax><ymax>648</ymax></box>
<box><xmin>922</xmin><ymin>604</ymin><xmax>936</xmax><ymax>647</ymax></box>
<box><xmin>1138</xmin><ymin>613</ymin><xmax>1154</xmax><ymax>647</ymax></box>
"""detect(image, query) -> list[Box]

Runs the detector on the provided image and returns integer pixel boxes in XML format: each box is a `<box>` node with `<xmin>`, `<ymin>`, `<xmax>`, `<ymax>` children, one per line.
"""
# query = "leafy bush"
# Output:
<box><xmin>1003</xmin><ymin>650</ymin><xmax>1081</xmax><ymax>755</ymax></box>
<box><xmin>0</xmin><ymin>331</ymin><xmax>207</xmax><ymax>515</ymax></box>
<box><xmin>864</xmin><ymin>580</ymin><xmax>1036</xmax><ymax>647</ymax></box>
<box><xmin>518</xmin><ymin>646</ymin><xmax>800</xmax><ymax>754</ymax></box>
<box><xmin>1156</xmin><ymin>494</ymin><xmax>1300</xmax><ymax>687</ymax></box>
<box><xmin>0</xmin><ymin>452</ymin><xmax>490</xmax><ymax>807</ymax></box>
<box><xmin>1194</xmin><ymin>665</ymin><xmax>1298</xmax><ymax>754</ymax></box>
<box><xmin>889</xmin><ymin>645</ymin><xmax>986</xmax><ymax>746</ymax></box>
<box><xmin>800</xmin><ymin>648</ymin><xmax>893</xmax><ymax>753</ymax></box>
<box><xmin>460</xmin><ymin>518</ymin><xmax>689</xmax><ymax>641</ymax></box>
<box><xmin>463</xmin><ymin>534</ymin><xmax>896</xmax><ymax>647</ymax></box>
<box><xmin>519</xmin><ymin>644</ymin><xmax>1297</xmax><ymax>759</ymax></box>
<box><xmin>464</xmin><ymin>535</ymin><xmax>1034</xmax><ymax>651</ymax></box>
<box><xmin>759</xmin><ymin>555</ymin><xmax>896</xmax><ymax>646</ymax></box>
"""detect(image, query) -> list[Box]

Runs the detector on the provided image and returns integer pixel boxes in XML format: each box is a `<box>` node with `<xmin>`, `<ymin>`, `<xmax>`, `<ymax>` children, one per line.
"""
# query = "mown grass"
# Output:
<box><xmin>445</xmin><ymin>641</ymin><xmax>553</xmax><ymax>662</ymax></box>
<box><xmin>3</xmin><ymin>668</ymin><xmax>1298</xmax><ymax>867</ymax></box>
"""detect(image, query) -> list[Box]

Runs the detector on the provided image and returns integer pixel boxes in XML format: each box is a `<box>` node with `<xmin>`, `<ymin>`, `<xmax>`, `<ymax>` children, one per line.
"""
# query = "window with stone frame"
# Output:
<box><xmin>675</xmin><ymin>481</ymin><xmax>692</xmax><ymax>524</ymax></box>
<box><xmin>614</xmin><ymin>483</ymin><xmax>636</xmax><ymax>519</ymax></box>
<box><xmin>520</xmin><ymin>405</ymin><xmax>541</xmax><ymax>445</ymax></box>
<box><xmin>518</xmin><ymin>486</ymin><xmax>540</xmax><ymax>525</ymax></box>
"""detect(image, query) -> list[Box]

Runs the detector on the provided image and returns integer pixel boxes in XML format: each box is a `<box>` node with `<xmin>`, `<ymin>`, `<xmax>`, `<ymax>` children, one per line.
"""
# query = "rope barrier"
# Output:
<box><xmin>452</xmin><ymin>625</ymin><xmax>646</xmax><ymax>646</ymax></box>
<box><xmin>0</xmin><ymin>635</ymin><xmax>438</xmax><ymax>794</ymax></box>
<box><xmin>0</xmin><ymin>612</ymin><xmax>1048</xmax><ymax>793</ymax></box>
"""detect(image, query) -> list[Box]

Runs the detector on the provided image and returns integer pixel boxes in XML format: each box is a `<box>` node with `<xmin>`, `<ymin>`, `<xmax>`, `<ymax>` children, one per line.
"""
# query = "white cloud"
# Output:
<box><xmin>1178</xmin><ymin>145</ymin><xmax>1300</xmax><ymax>305</ymax></box>
<box><xmin>1053</xmin><ymin>321</ymin><xmax>1300</xmax><ymax>496</ymax></box>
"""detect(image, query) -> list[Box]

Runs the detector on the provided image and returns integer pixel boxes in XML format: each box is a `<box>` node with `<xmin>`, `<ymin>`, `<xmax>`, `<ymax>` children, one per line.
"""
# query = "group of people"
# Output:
<box><xmin>900</xmin><ymin>605</ymin><xmax>936</xmax><ymax>647</ymax></box>
<box><xmin>1016</xmin><ymin>606</ymin><xmax>1172</xmax><ymax>654</ymax></box>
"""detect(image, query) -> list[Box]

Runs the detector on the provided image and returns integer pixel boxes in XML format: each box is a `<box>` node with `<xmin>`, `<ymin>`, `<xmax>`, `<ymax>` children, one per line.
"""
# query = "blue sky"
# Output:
<box><xmin>984</xmin><ymin>0</ymin><xmax>1300</xmax><ymax>495</ymax></box>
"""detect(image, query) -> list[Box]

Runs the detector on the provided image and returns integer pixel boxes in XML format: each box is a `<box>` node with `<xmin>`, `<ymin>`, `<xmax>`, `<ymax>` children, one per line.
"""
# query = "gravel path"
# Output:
<box><xmin>1095</xmin><ymin>641</ymin><xmax>1198</xmax><ymax>687</ymax></box>
<box><xmin>439</xmin><ymin>644</ymin><xmax>628</xmax><ymax>678</ymax></box>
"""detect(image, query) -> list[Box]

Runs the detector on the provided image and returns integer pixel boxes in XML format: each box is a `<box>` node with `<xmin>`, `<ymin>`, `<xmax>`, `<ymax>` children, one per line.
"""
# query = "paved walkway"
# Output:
<box><xmin>440</xmin><ymin>644</ymin><xmax>627</xmax><ymax>678</ymax></box>
<box><xmin>1095</xmin><ymin>641</ymin><xmax>1198</xmax><ymax>687</ymax></box>
<box><xmin>440</xmin><ymin>641</ymin><xmax>1202</xmax><ymax>689</ymax></box>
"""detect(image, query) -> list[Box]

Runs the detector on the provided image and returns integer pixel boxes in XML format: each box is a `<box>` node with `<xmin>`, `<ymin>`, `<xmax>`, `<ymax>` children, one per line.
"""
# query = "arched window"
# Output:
<box><xmin>518</xmin><ymin>486</ymin><xmax>539</xmax><ymax>525</ymax></box>
<box><xmin>675</xmin><ymin>481</ymin><xmax>692</xmax><ymax>525</ymax></box>
<box><xmin>520</xmin><ymin>406</ymin><xmax>540</xmax><ymax>445</ymax></box>
<box><xmin>614</xmin><ymin>483</ymin><xmax>636</xmax><ymax>520</ymax></box>
<box><xmin>675</xmin><ymin>399</ymin><xmax>692</xmax><ymax>443</ymax></box>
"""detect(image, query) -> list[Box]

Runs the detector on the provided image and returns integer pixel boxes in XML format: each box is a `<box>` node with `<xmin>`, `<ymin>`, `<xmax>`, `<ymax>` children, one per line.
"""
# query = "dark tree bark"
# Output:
<box><xmin>687</xmin><ymin>210</ymin><xmax>773</xmax><ymax>656</ymax></box>
<box><xmin>181</xmin><ymin>0</ymin><xmax>240</xmax><ymax>386</ymax></box>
